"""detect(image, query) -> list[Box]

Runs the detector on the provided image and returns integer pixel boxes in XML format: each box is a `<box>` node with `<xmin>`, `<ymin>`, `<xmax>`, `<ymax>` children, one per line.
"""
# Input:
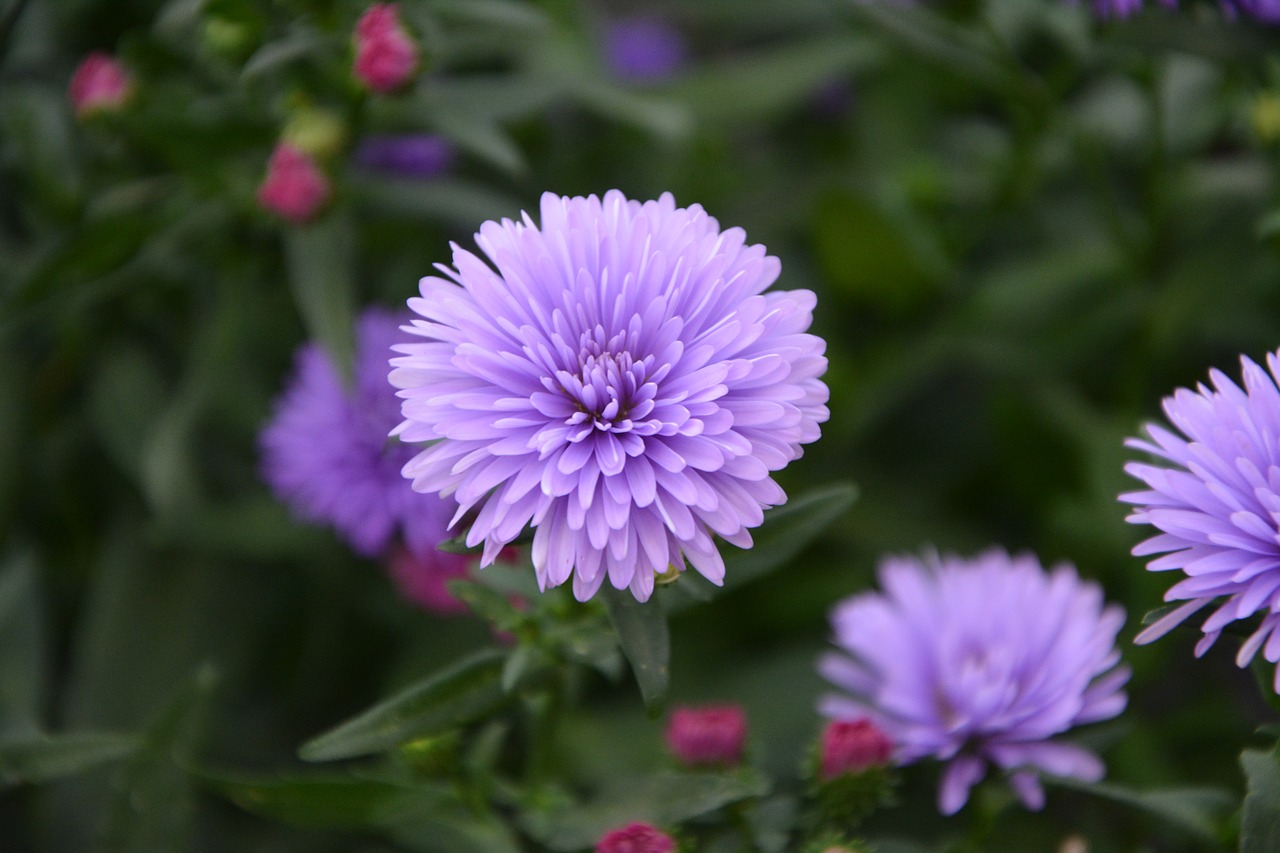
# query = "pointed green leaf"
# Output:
<box><xmin>300</xmin><ymin>649</ymin><xmax>508</xmax><ymax>762</ymax></box>
<box><xmin>284</xmin><ymin>212</ymin><xmax>357</xmax><ymax>382</ymax></box>
<box><xmin>0</xmin><ymin>732</ymin><xmax>137</xmax><ymax>788</ymax></box>
<box><xmin>1051</xmin><ymin>776</ymin><xmax>1233</xmax><ymax>843</ymax></box>
<box><xmin>0</xmin><ymin>553</ymin><xmax>44</xmax><ymax>738</ymax></box>
<box><xmin>600</xmin><ymin>586</ymin><xmax>669</xmax><ymax>712</ymax></box>
<box><xmin>241</xmin><ymin>28</ymin><xmax>332</xmax><ymax>81</ymax></box>
<box><xmin>1243</xmin><ymin>748</ymin><xmax>1280</xmax><ymax>853</ymax></box>
<box><xmin>200</xmin><ymin>770</ymin><xmax>453</xmax><ymax>828</ymax></box>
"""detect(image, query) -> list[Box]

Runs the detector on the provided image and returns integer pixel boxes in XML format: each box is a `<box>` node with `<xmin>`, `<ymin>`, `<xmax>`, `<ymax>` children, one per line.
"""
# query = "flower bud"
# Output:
<box><xmin>353</xmin><ymin>4</ymin><xmax>418</xmax><ymax>93</ymax></box>
<box><xmin>283</xmin><ymin>108</ymin><xmax>348</xmax><ymax>162</ymax></box>
<box><xmin>820</xmin><ymin>719</ymin><xmax>891</xmax><ymax>780</ymax></box>
<box><xmin>664</xmin><ymin>704</ymin><xmax>746</xmax><ymax>767</ymax></box>
<box><xmin>68</xmin><ymin>53</ymin><xmax>132</xmax><ymax>118</ymax></box>
<box><xmin>256</xmin><ymin>143</ymin><xmax>331</xmax><ymax>224</ymax></box>
<box><xmin>595</xmin><ymin>822</ymin><xmax>675</xmax><ymax>853</ymax></box>
<box><xmin>386</xmin><ymin>546</ymin><xmax>471</xmax><ymax>615</ymax></box>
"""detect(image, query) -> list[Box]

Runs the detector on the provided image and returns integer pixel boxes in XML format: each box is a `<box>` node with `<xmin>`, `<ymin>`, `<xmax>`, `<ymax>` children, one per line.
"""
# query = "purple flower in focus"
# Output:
<box><xmin>355</xmin><ymin>134</ymin><xmax>455</xmax><ymax>179</ymax></box>
<box><xmin>390</xmin><ymin>190</ymin><xmax>829</xmax><ymax>602</ymax></box>
<box><xmin>603</xmin><ymin>17</ymin><xmax>686</xmax><ymax>82</ymax></box>
<box><xmin>1122</xmin><ymin>352</ymin><xmax>1280</xmax><ymax>689</ymax></box>
<box><xmin>819</xmin><ymin>549</ymin><xmax>1128</xmax><ymax>815</ymax></box>
<box><xmin>260</xmin><ymin>307</ymin><xmax>456</xmax><ymax>560</ymax></box>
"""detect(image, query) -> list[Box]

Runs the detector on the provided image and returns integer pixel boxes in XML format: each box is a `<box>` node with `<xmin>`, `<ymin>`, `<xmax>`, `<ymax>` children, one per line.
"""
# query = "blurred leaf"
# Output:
<box><xmin>1052</xmin><ymin>776</ymin><xmax>1234</xmax><ymax>843</ymax></box>
<box><xmin>1243</xmin><ymin>747</ymin><xmax>1280</xmax><ymax>853</ymax></box>
<box><xmin>87</xmin><ymin>344</ymin><xmax>167</xmax><ymax>483</ymax></box>
<box><xmin>100</xmin><ymin>664</ymin><xmax>218</xmax><ymax>853</ymax></box>
<box><xmin>0</xmin><ymin>732</ymin><xmax>137</xmax><ymax>788</ymax></box>
<box><xmin>429</xmin><ymin>107</ymin><xmax>528</xmax><ymax>176</ymax></box>
<box><xmin>427</xmin><ymin>75</ymin><xmax>560</xmax><ymax>122</ymax></box>
<box><xmin>426</xmin><ymin>0</ymin><xmax>550</xmax><ymax>30</ymax></box>
<box><xmin>522</xmin><ymin>769</ymin><xmax>769</xmax><ymax>851</ymax></box>
<box><xmin>449</xmin><ymin>581</ymin><xmax>525</xmax><ymax>632</ymax></box>
<box><xmin>300</xmin><ymin>649</ymin><xmax>508</xmax><ymax>761</ymax></box>
<box><xmin>600</xmin><ymin>586</ymin><xmax>669</xmax><ymax>712</ymax></box>
<box><xmin>0</xmin><ymin>552</ymin><xmax>44</xmax><ymax>738</ymax></box>
<box><xmin>240</xmin><ymin>27</ymin><xmax>332</xmax><ymax>81</ymax></box>
<box><xmin>670</xmin><ymin>37</ymin><xmax>875</xmax><ymax>126</ymax></box>
<box><xmin>500</xmin><ymin>644</ymin><xmax>553</xmax><ymax>693</ymax></box>
<box><xmin>200</xmin><ymin>769</ymin><xmax>450</xmax><ymax>828</ymax></box>
<box><xmin>152</xmin><ymin>0</ymin><xmax>204</xmax><ymax>45</ymax></box>
<box><xmin>564</xmin><ymin>80</ymin><xmax>691</xmax><ymax>141</ymax></box>
<box><xmin>284</xmin><ymin>212</ymin><xmax>357</xmax><ymax>381</ymax></box>
<box><xmin>353</xmin><ymin>177</ymin><xmax>523</xmax><ymax>227</ymax></box>
<box><xmin>0</xmin><ymin>86</ymin><xmax>81</xmax><ymax>216</ymax></box>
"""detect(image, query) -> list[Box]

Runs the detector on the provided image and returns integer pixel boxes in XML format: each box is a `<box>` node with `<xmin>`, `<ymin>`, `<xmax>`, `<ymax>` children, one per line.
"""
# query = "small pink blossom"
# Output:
<box><xmin>664</xmin><ymin>705</ymin><xmax>746</xmax><ymax>767</ymax></box>
<box><xmin>820</xmin><ymin>719</ymin><xmax>892</xmax><ymax>780</ymax></box>
<box><xmin>256</xmin><ymin>143</ymin><xmax>330</xmax><ymax>224</ymax></box>
<box><xmin>68</xmin><ymin>52</ymin><xmax>132</xmax><ymax>117</ymax></box>
<box><xmin>385</xmin><ymin>546</ymin><xmax>472</xmax><ymax>615</ymax></box>
<box><xmin>353</xmin><ymin>4</ymin><xmax>418</xmax><ymax>93</ymax></box>
<box><xmin>595</xmin><ymin>822</ymin><xmax>675</xmax><ymax>853</ymax></box>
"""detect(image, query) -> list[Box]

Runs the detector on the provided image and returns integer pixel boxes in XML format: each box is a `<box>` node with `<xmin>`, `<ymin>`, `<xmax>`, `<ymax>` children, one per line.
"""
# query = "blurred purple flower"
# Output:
<box><xmin>603</xmin><ymin>17</ymin><xmax>686</xmax><ymax>82</ymax></box>
<box><xmin>1122</xmin><ymin>352</ymin><xmax>1280</xmax><ymax>689</ymax></box>
<box><xmin>1073</xmin><ymin>0</ymin><xmax>1175</xmax><ymax>18</ymax></box>
<box><xmin>354</xmin><ymin>134</ymin><xmax>455</xmax><ymax>178</ymax></box>
<box><xmin>819</xmin><ymin>549</ymin><xmax>1128</xmax><ymax>815</ymax></box>
<box><xmin>260</xmin><ymin>307</ymin><xmax>456</xmax><ymax>561</ymax></box>
<box><xmin>390</xmin><ymin>190</ymin><xmax>829</xmax><ymax>602</ymax></box>
<box><xmin>1226</xmin><ymin>0</ymin><xmax>1280</xmax><ymax>21</ymax></box>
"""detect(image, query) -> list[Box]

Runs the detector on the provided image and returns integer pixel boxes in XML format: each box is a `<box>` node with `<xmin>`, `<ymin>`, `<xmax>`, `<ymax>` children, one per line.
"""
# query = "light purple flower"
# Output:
<box><xmin>390</xmin><ymin>190</ymin><xmax>829</xmax><ymax>602</ymax></box>
<box><xmin>819</xmin><ymin>549</ymin><xmax>1128</xmax><ymax>815</ymax></box>
<box><xmin>602</xmin><ymin>17</ymin><xmax>686</xmax><ymax>82</ymax></box>
<box><xmin>1122</xmin><ymin>352</ymin><xmax>1280</xmax><ymax>689</ymax></box>
<box><xmin>260</xmin><ymin>307</ymin><xmax>456</xmax><ymax>560</ymax></box>
<box><xmin>354</xmin><ymin>134</ymin><xmax>455</xmax><ymax>178</ymax></box>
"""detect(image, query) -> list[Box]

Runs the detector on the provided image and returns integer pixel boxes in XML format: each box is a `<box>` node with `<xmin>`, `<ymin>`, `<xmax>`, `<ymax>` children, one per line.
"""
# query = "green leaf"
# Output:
<box><xmin>100</xmin><ymin>664</ymin><xmax>218</xmax><ymax>853</ymax></box>
<box><xmin>0</xmin><ymin>732</ymin><xmax>137</xmax><ymax>788</ymax></box>
<box><xmin>199</xmin><ymin>770</ymin><xmax>451</xmax><ymax>828</ymax></box>
<box><xmin>426</xmin><ymin>0</ymin><xmax>550</xmax><ymax>30</ymax></box>
<box><xmin>429</xmin><ymin>107</ymin><xmax>527</xmax><ymax>176</ymax></box>
<box><xmin>1243</xmin><ymin>748</ymin><xmax>1280</xmax><ymax>853</ymax></box>
<box><xmin>600</xmin><ymin>586</ymin><xmax>669</xmax><ymax>712</ymax></box>
<box><xmin>284</xmin><ymin>212</ymin><xmax>357</xmax><ymax>382</ymax></box>
<box><xmin>563</xmin><ymin>80</ymin><xmax>691</xmax><ymax>141</ymax></box>
<box><xmin>240</xmin><ymin>27</ymin><xmax>332</xmax><ymax>82</ymax></box>
<box><xmin>0</xmin><ymin>552</ymin><xmax>44</xmax><ymax>738</ymax></box>
<box><xmin>300</xmin><ymin>649</ymin><xmax>508</xmax><ymax>761</ymax></box>
<box><xmin>354</xmin><ymin>177</ymin><xmax>523</xmax><ymax>228</ymax></box>
<box><xmin>522</xmin><ymin>769</ymin><xmax>770</xmax><ymax>851</ymax></box>
<box><xmin>1052</xmin><ymin>776</ymin><xmax>1234</xmax><ymax>843</ymax></box>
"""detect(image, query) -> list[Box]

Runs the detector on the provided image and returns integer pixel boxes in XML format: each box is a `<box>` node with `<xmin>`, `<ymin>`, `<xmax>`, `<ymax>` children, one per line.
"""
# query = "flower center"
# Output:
<box><xmin>544</xmin><ymin>325</ymin><xmax>661</xmax><ymax>440</ymax></box>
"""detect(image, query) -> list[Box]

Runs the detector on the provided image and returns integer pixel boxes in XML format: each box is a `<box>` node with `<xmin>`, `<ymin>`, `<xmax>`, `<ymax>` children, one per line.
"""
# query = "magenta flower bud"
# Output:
<box><xmin>353</xmin><ymin>4</ymin><xmax>419</xmax><ymax>93</ymax></box>
<box><xmin>595</xmin><ymin>822</ymin><xmax>675</xmax><ymax>853</ymax></box>
<box><xmin>68</xmin><ymin>52</ymin><xmax>132</xmax><ymax>118</ymax></box>
<box><xmin>256</xmin><ymin>143</ymin><xmax>330</xmax><ymax>224</ymax></box>
<box><xmin>664</xmin><ymin>704</ymin><xmax>746</xmax><ymax>767</ymax></box>
<box><xmin>385</xmin><ymin>545</ymin><xmax>471</xmax><ymax>615</ymax></box>
<box><xmin>819</xmin><ymin>719</ymin><xmax>892</xmax><ymax>781</ymax></box>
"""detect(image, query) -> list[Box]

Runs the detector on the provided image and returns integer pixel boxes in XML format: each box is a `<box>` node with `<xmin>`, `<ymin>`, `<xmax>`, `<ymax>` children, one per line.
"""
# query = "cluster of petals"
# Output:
<box><xmin>819</xmin><ymin>718</ymin><xmax>892</xmax><ymax>780</ymax></box>
<box><xmin>391</xmin><ymin>191</ymin><xmax>828</xmax><ymax>601</ymax></box>
<box><xmin>353</xmin><ymin>3</ymin><xmax>419</xmax><ymax>93</ymax></box>
<box><xmin>257</xmin><ymin>143</ymin><xmax>331</xmax><ymax>224</ymax></box>
<box><xmin>819</xmin><ymin>549</ymin><xmax>1128</xmax><ymax>815</ymax></box>
<box><xmin>664</xmin><ymin>704</ymin><xmax>747</xmax><ymax>767</ymax></box>
<box><xmin>260</xmin><ymin>308</ymin><xmax>458</xmax><ymax>572</ymax></box>
<box><xmin>1122</xmin><ymin>351</ymin><xmax>1280</xmax><ymax>689</ymax></box>
<box><xmin>68</xmin><ymin>52</ymin><xmax>132</xmax><ymax>118</ymax></box>
<box><xmin>595</xmin><ymin>822</ymin><xmax>675</xmax><ymax>853</ymax></box>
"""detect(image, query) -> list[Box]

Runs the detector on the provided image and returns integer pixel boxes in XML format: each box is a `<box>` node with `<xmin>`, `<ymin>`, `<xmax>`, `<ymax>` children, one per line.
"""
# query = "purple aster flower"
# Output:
<box><xmin>602</xmin><ymin>17</ymin><xmax>686</xmax><ymax>82</ymax></box>
<box><xmin>1071</xmin><ymin>0</ymin><xmax>1176</xmax><ymax>18</ymax></box>
<box><xmin>1122</xmin><ymin>352</ymin><xmax>1280</xmax><ymax>689</ymax></box>
<box><xmin>354</xmin><ymin>134</ymin><xmax>455</xmax><ymax>179</ymax></box>
<box><xmin>260</xmin><ymin>307</ymin><xmax>457</xmax><ymax>560</ymax></box>
<box><xmin>1225</xmin><ymin>0</ymin><xmax>1280</xmax><ymax>21</ymax></box>
<box><xmin>390</xmin><ymin>190</ymin><xmax>829</xmax><ymax>602</ymax></box>
<box><xmin>819</xmin><ymin>549</ymin><xmax>1128</xmax><ymax>815</ymax></box>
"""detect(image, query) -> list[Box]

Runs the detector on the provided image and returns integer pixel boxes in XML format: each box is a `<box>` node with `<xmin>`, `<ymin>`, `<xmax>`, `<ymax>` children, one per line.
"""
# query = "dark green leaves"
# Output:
<box><xmin>0</xmin><ymin>732</ymin><xmax>137</xmax><ymax>788</ymax></box>
<box><xmin>1242</xmin><ymin>747</ymin><xmax>1280</xmax><ymax>853</ymax></box>
<box><xmin>1052</xmin><ymin>777</ymin><xmax>1234</xmax><ymax>844</ymax></box>
<box><xmin>284</xmin><ymin>213</ymin><xmax>357</xmax><ymax>382</ymax></box>
<box><xmin>300</xmin><ymin>649</ymin><xmax>509</xmax><ymax>761</ymax></box>
<box><xmin>601</xmin><ymin>585</ymin><xmax>670</xmax><ymax>712</ymax></box>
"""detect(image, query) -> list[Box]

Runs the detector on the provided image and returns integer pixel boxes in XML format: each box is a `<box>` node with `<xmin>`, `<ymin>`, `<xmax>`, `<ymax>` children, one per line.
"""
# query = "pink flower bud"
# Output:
<box><xmin>256</xmin><ymin>143</ymin><xmax>331</xmax><ymax>224</ymax></box>
<box><xmin>820</xmin><ymin>719</ymin><xmax>892</xmax><ymax>780</ymax></box>
<box><xmin>595</xmin><ymin>822</ymin><xmax>675</xmax><ymax>853</ymax></box>
<box><xmin>353</xmin><ymin>4</ymin><xmax>418</xmax><ymax>93</ymax></box>
<box><xmin>664</xmin><ymin>704</ymin><xmax>747</xmax><ymax>767</ymax></box>
<box><xmin>386</xmin><ymin>546</ymin><xmax>472</xmax><ymax>615</ymax></box>
<box><xmin>68</xmin><ymin>52</ymin><xmax>132</xmax><ymax>118</ymax></box>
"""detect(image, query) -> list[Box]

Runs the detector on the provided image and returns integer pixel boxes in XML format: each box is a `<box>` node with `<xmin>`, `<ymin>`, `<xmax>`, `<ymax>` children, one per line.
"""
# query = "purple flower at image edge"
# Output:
<box><xmin>1123</xmin><ymin>351</ymin><xmax>1280</xmax><ymax>689</ymax></box>
<box><xmin>603</xmin><ymin>17</ymin><xmax>686</xmax><ymax>82</ymax></box>
<box><xmin>819</xmin><ymin>549</ymin><xmax>1128</xmax><ymax>815</ymax></box>
<box><xmin>354</xmin><ymin>134</ymin><xmax>455</xmax><ymax>179</ymax></box>
<box><xmin>390</xmin><ymin>190</ymin><xmax>829</xmax><ymax>602</ymax></box>
<box><xmin>260</xmin><ymin>307</ymin><xmax>457</xmax><ymax>562</ymax></box>
<box><xmin>1227</xmin><ymin>0</ymin><xmax>1280</xmax><ymax>21</ymax></box>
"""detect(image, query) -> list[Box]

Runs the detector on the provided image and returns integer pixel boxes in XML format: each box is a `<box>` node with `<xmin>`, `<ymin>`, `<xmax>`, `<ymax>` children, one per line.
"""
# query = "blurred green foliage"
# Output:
<box><xmin>3</xmin><ymin>0</ymin><xmax>1280</xmax><ymax>850</ymax></box>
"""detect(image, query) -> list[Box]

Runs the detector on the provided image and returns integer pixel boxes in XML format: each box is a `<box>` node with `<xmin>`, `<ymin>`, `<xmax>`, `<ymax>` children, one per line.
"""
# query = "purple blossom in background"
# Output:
<box><xmin>260</xmin><ymin>307</ymin><xmax>457</xmax><ymax>560</ymax></box>
<box><xmin>602</xmin><ymin>16</ymin><xmax>686</xmax><ymax>82</ymax></box>
<box><xmin>1072</xmin><ymin>0</ymin><xmax>1174</xmax><ymax>18</ymax></box>
<box><xmin>1122</xmin><ymin>352</ymin><xmax>1280</xmax><ymax>689</ymax></box>
<box><xmin>354</xmin><ymin>134</ymin><xmax>455</xmax><ymax>179</ymax></box>
<box><xmin>390</xmin><ymin>190</ymin><xmax>829</xmax><ymax>602</ymax></box>
<box><xmin>1226</xmin><ymin>0</ymin><xmax>1280</xmax><ymax>21</ymax></box>
<box><xmin>819</xmin><ymin>549</ymin><xmax>1128</xmax><ymax>815</ymax></box>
